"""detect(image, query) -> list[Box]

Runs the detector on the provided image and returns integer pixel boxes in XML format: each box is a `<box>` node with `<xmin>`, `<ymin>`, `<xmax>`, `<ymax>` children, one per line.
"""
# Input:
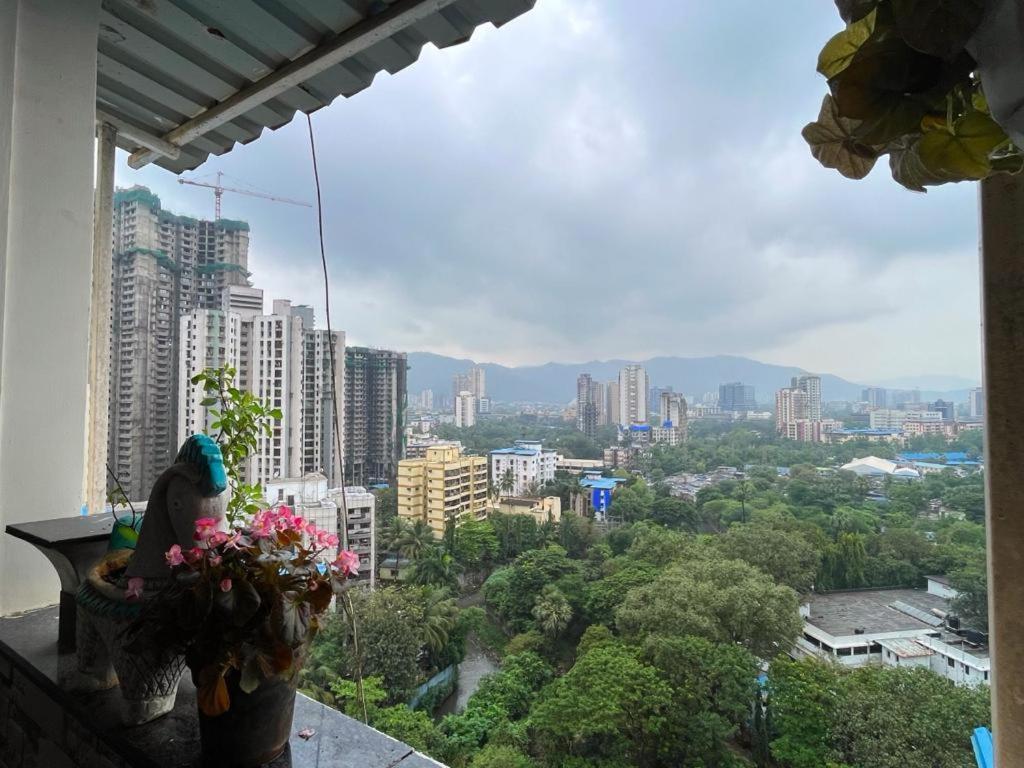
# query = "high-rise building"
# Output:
<box><xmin>776</xmin><ymin>387</ymin><xmax>809</xmax><ymax>433</ymax></box>
<box><xmin>656</xmin><ymin>392</ymin><xmax>688</xmax><ymax>445</ymax></box>
<box><xmin>452</xmin><ymin>373</ymin><xmax>471</xmax><ymax>408</ymax></box>
<box><xmin>719</xmin><ymin>382</ymin><xmax>756</xmax><ymax>413</ymax></box>
<box><xmin>469</xmin><ymin>366</ymin><xmax>486</xmax><ymax>400</ymax></box>
<box><xmin>606</xmin><ymin>381</ymin><xmax>621</xmax><ymax>427</ymax></box>
<box><xmin>576</xmin><ymin>373</ymin><xmax>601</xmax><ymax>438</ymax></box>
<box><xmin>179</xmin><ymin>297</ymin><xmax>345</xmax><ymax>489</ymax></box>
<box><xmin>930</xmin><ymin>399</ymin><xmax>955</xmax><ymax>421</ymax></box>
<box><xmin>455</xmin><ymin>390</ymin><xmax>477</xmax><ymax>428</ymax></box>
<box><xmin>489</xmin><ymin>440</ymin><xmax>558</xmax><ymax>497</ymax></box>
<box><xmin>397</xmin><ymin>445</ymin><xmax>489</xmax><ymax>537</ymax></box>
<box><xmin>792</xmin><ymin>375</ymin><xmax>822</xmax><ymax>420</ymax></box>
<box><xmin>618</xmin><ymin>365</ymin><xmax>648</xmax><ymax>427</ymax></box>
<box><xmin>344</xmin><ymin>347</ymin><xmax>407</xmax><ymax>486</ymax></box>
<box><xmin>861</xmin><ymin>387</ymin><xmax>887</xmax><ymax>409</ymax></box>
<box><xmin>969</xmin><ymin>387</ymin><xmax>985</xmax><ymax>419</ymax></box>
<box><xmin>110</xmin><ymin>186</ymin><xmax>250</xmax><ymax>500</ymax></box>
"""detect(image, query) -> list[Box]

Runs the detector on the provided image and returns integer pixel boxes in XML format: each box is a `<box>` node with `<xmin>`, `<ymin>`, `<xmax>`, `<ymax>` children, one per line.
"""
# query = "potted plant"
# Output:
<box><xmin>802</xmin><ymin>0</ymin><xmax>1022</xmax><ymax>190</ymax></box>
<box><xmin>129</xmin><ymin>506</ymin><xmax>361</xmax><ymax>767</ymax></box>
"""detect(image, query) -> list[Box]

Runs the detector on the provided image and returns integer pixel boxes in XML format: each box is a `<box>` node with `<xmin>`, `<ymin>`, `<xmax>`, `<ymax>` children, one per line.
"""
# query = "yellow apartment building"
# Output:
<box><xmin>397</xmin><ymin>445</ymin><xmax>490</xmax><ymax>537</ymax></box>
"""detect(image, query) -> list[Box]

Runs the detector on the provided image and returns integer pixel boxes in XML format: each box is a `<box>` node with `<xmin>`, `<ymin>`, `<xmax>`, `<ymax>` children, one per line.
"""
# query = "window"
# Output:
<box><xmin>948</xmin><ymin>657</ymin><xmax>955</xmax><ymax>668</ymax></box>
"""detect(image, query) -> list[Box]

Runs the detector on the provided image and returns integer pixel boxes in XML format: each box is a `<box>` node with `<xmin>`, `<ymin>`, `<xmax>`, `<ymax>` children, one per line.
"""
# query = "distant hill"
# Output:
<box><xmin>405</xmin><ymin>352</ymin><xmax>973</xmax><ymax>406</ymax></box>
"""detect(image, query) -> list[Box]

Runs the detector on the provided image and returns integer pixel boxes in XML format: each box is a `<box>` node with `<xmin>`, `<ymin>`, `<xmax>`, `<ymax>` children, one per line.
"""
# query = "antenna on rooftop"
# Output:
<box><xmin>177</xmin><ymin>170</ymin><xmax>311</xmax><ymax>219</ymax></box>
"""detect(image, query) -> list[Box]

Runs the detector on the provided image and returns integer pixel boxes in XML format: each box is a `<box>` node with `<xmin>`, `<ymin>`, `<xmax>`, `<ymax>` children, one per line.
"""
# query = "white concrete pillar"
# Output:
<box><xmin>980</xmin><ymin>172</ymin><xmax>1024</xmax><ymax>762</ymax></box>
<box><xmin>0</xmin><ymin>0</ymin><xmax>102</xmax><ymax>614</ymax></box>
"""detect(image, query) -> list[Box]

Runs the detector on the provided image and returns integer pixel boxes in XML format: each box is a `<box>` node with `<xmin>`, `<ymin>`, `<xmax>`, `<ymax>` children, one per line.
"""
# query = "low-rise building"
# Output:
<box><xmin>825</xmin><ymin>427</ymin><xmax>904</xmax><ymax>444</ymax></box>
<box><xmin>869</xmin><ymin>409</ymin><xmax>943</xmax><ymax>430</ymax></box>
<box><xmin>397</xmin><ymin>444</ymin><xmax>489</xmax><ymax>537</ymax></box>
<box><xmin>840</xmin><ymin>456</ymin><xmax>920</xmax><ymax>479</ymax></box>
<box><xmin>497</xmin><ymin>496</ymin><xmax>562</xmax><ymax>524</ymax></box>
<box><xmin>664</xmin><ymin>466</ymin><xmax>745</xmax><ymax>501</ymax></box>
<box><xmin>556</xmin><ymin>457</ymin><xmax>605</xmax><ymax>475</ymax></box>
<box><xmin>795</xmin><ymin>588</ymin><xmax>989</xmax><ymax>687</ymax></box>
<box><xmin>489</xmin><ymin>440</ymin><xmax>558</xmax><ymax>497</ymax></box>
<box><xmin>405</xmin><ymin>436</ymin><xmax>463</xmax><ymax>459</ymax></box>
<box><xmin>572</xmin><ymin>473</ymin><xmax>627</xmax><ymax>521</ymax></box>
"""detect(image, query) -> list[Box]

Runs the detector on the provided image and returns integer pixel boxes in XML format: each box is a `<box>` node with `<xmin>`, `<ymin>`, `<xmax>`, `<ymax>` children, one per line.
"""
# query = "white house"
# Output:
<box><xmin>489</xmin><ymin>440</ymin><xmax>558</xmax><ymax>496</ymax></box>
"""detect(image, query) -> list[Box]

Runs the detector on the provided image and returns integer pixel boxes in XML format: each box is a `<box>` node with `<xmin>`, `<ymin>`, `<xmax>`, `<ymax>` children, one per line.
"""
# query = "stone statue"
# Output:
<box><xmin>74</xmin><ymin>435</ymin><xmax>227</xmax><ymax>724</ymax></box>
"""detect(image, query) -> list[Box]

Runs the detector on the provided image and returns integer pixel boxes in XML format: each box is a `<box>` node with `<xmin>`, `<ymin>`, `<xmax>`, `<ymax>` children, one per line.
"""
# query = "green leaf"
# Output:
<box><xmin>239</xmin><ymin>647</ymin><xmax>264</xmax><ymax>694</ymax></box>
<box><xmin>200</xmin><ymin>397</ymin><xmax>218</xmax><ymax>407</ymax></box>
<box><xmin>830</xmin><ymin>38</ymin><xmax>942</xmax><ymax>143</ymax></box>
<box><xmin>918</xmin><ymin>110</ymin><xmax>1007</xmax><ymax>179</ymax></box>
<box><xmin>802</xmin><ymin>95</ymin><xmax>880</xmax><ymax>179</ymax></box>
<box><xmin>818</xmin><ymin>9</ymin><xmax>877</xmax><ymax>79</ymax></box>
<box><xmin>891</xmin><ymin>0</ymin><xmax>985</xmax><ymax>59</ymax></box>
<box><xmin>887</xmin><ymin>137</ymin><xmax>955</xmax><ymax>191</ymax></box>
<box><xmin>269</xmin><ymin>408</ymin><xmax>283</xmax><ymax>420</ymax></box>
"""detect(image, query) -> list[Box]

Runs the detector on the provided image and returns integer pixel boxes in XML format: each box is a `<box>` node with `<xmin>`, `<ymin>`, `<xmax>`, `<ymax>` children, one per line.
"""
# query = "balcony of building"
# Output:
<box><xmin>0</xmin><ymin>0</ymin><xmax>536</xmax><ymax>766</ymax></box>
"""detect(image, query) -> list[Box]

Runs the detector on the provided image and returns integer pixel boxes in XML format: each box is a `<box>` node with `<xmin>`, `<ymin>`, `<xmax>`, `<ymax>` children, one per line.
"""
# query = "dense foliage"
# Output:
<box><xmin>304</xmin><ymin>422</ymin><xmax>990</xmax><ymax>766</ymax></box>
<box><xmin>804</xmin><ymin>0</ymin><xmax>1021</xmax><ymax>190</ymax></box>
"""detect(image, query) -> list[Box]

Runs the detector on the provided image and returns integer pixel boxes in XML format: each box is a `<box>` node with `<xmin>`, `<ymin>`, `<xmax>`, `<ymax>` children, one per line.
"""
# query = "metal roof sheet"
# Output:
<box><xmin>97</xmin><ymin>0</ymin><xmax>536</xmax><ymax>174</ymax></box>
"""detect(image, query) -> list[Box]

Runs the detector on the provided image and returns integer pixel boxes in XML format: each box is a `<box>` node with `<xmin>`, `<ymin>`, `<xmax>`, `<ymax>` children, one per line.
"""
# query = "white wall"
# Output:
<box><xmin>0</xmin><ymin>0</ymin><xmax>102</xmax><ymax>614</ymax></box>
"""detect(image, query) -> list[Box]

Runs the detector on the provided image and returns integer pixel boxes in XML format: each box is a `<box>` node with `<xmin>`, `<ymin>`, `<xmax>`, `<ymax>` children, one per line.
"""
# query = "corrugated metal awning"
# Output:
<box><xmin>96</xmin><ymin>0</ymin><xmax>535</xmax><ymax>173</ymax></box>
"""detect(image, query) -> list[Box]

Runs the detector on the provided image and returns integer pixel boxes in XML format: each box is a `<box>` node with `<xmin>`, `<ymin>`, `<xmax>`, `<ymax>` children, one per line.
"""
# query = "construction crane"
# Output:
<box><xmin>177</xmin><ymin>171</ymin><xmax>311</xmax><ymax>219</ymax></box>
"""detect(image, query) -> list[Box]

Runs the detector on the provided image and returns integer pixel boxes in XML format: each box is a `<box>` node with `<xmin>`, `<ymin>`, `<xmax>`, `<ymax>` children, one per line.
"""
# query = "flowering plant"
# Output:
<box><xmin>127</xmin><ymin>507</ymin><xmax>360</xmax><ymax>717</ymax></box>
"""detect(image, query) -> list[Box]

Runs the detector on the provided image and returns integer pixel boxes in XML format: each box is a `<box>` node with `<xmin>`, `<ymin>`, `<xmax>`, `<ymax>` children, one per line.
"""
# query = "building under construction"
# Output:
<box><xmin>344</xmin><ymin>347</ymin><xmax>408</xmax><ymax>486</ymax></box>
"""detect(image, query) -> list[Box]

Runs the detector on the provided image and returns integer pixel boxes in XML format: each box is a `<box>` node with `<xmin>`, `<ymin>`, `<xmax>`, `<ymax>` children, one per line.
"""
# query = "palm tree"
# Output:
<box><xmin>531</xmin><ymin>585</ymin><xmax>572</xmax><ymax>639</ymax></box>
<box><xmin>396</xmin><ymin>519</ymin><xmax>435</xmax><ymax>562</ymax></box>
<box><xmin>498</xmin><ymin>467</ymin><xmax>515</xmax><ymax>498</ymax></box>
<box><xmin>381</xmin><ymin>516</ymin><xmax>410</xmax><ymax>555</ymax></box>
<box><xmin>409</xmin><ymin>545</ymin><xmax>461</xmax><ymax>590</ymax></box>
<box><xmin>419</xmin><ymin>587</ymin><xmax>458</xmax><ymax>655</ymax></box>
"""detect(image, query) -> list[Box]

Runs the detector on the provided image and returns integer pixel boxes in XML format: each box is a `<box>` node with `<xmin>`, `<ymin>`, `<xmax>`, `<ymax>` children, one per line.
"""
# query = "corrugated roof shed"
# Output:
<box><xmin>97</xmin><ymin>0</ymin><xmax>536</xmax><ymax>173</ymax></box>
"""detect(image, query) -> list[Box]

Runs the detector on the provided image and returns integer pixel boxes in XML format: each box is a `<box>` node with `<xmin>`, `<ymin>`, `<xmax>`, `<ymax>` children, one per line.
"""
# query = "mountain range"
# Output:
<box><xmin>406</xmin><ymin>353</ymin><xmax>977</xmax><ymax>406</ymax></box>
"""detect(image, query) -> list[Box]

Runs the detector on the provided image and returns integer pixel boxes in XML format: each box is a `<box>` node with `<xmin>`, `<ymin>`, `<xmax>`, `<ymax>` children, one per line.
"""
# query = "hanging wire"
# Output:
<box><xmin>306</xmin><ymin>112</ymin><xmax>368</xmax><ymax>724</ymax></box>
<box><xmin>105</xmin><ymin>461</ymin><xmax>138</xmax><ymax>526</ymax></box>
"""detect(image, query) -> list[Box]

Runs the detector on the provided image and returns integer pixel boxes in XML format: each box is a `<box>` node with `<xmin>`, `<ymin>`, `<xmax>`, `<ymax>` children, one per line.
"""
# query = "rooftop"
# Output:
<box><xmin>805</xmin><ymin>588</ymin><xmax>949</xmax><ymax>637</ymax></box>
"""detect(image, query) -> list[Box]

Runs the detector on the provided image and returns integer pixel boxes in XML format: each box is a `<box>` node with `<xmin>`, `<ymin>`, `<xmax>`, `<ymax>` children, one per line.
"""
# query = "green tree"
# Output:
<box><xmin>831</xmin><ymin>666</ymin><xmax>990</xmax><ymax>768</ymax></box>
<box><xmin>454</xmin><ymin>519</ymin><xmax>501</xmax><ymax>573</ymax></box>
<box><xmin>716</xmin><ymin>522</ymin><xmax>822</xmax><ymax>593</ymax></box>
<box><xmin>531</xmin><ymin>585</ymin><xmax>573</xmax><ymax>639</ymax></box>
<box><xmin>950</xmin><ymin>559</ymin><xmax>989</xmax><ymax>631</ymax></box>
<box><xmin>373</xmin><ymin>704</ymin><xmax>448</xmax><ymax>757</ymax></box>
<box><xmin>767</xmin><ymin>657</ymin><xmax>838</xmax><ymax>768</ymax></box>
<box><xmin>397</xmin><ymin>519</ymin><xmax>436</xmax><ymax>561</ymax></box>
<box><xmin>616</xmin><ymin>558</ymin><xmax>801</xmax><ymax>659</ymax></box>
<box><xmin>641</xmin><ymin>634</ymin><xmax>759</xmax><ymax>765</ymax></box>
<box><xmin>528</xmin><ymin>641</ymin><xmax>672</xmax><ymax>766</ymax></box>
<box><xmin>411</xmin><ymin>546</ymin><xmax>462</xmax><ymax>591</ymax></box>
<box><xmin>469</xmin><ymin>745</ymin><xmax>536</xmax><ymax>768</ymax></box>
<box><xmin>355</xmin><ymin>588</ymin><xmax>427</xmax><ymax>702</ymax></box>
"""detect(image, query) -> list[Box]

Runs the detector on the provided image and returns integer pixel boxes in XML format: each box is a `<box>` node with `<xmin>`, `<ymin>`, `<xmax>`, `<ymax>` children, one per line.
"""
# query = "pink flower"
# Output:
<box><xmin>305</xmin><ymin>523</ymin><xmax>319</xmax><ymax>537</ymax></box>
<box><xmin>208</xmin><ymin>531</ymin><xmax>229</xmax><ymax>547</ymax></box>
<box><xmin>326</xmin><ymin>534</ymin><xmax>339</xmax><ymax>548</ymax></box>
<box><xmin>333</xmin><ymin>550</ymin><xmax>360</xmax><ymax>578</ymax></box>
<box><xmin>184</xmin><ymin>546</ymin><xmax>204</xmax><ymax>564</ymax></box>
<box><xmin>222</xmin><ymin>531</ymin><xmax>244</xmax><ymax>550</ymax></box>
<box><xmin>193</xmin><ymin>517</ymin><xmax>219</xmax><ymax>541</ymax></box>
<box><xmin>125</xmin><ymin>577</ymin><xmax>144</xmax><ymax>601</ymax></box>
<box><xmin>208</xmin><ymin>554</ymin><xmax>223</xmax><ymax>567</ymax></box>
<box><xmin>219</xmin><ymin>577</ymin><xmax>232</xmax><ymax>592</ymax></box>
<box><xmin>165</xmin><ymin>544</ymin><xmax>184</xmax><ymax>567</ymax></box>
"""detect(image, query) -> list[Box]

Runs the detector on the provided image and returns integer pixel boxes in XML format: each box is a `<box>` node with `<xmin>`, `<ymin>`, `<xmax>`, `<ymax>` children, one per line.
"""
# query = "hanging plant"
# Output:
<box><xmin>803</xmin><ymin>0</ymin><xmax>1023</xmax><ymax>190</ymax></box>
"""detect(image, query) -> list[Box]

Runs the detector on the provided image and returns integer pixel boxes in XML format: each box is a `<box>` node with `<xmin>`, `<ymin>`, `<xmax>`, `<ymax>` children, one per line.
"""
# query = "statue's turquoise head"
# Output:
<box><xmin>175</xmin><ymin>435</ymin><xmax>228</xmax><ymax>497</ymax></box>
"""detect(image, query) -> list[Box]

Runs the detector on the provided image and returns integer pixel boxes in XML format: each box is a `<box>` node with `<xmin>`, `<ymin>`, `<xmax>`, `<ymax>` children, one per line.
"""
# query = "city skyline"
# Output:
<box><xmin>111</xmin><ymin>0</ymin><xmax>983</xmax><ymax>384</ymax></box>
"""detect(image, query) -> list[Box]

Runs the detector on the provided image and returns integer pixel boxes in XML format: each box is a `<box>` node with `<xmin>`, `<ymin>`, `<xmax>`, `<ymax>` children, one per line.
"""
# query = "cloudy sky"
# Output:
<box><xmin>114</xmin><ymin>0</ymin><xmax>983</xmax><ymax>385</ymax></box>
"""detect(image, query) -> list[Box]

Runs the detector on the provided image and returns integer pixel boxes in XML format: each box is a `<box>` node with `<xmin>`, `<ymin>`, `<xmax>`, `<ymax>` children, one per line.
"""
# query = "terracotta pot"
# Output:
<box><xmin>196</xmin><ymin>670</ymin><xmax>298</xmax><ymax>768</ymax></box>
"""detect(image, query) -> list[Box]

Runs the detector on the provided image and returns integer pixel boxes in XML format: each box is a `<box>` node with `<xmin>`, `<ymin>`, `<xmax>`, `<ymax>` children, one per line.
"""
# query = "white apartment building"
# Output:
<box><xmin>618</xmin><ymin>365</ymin><xmax>648</xmax><ymax>427</ymax></box>
<box><xmin>792</xmin><ymin>375</ymin><xmax>822</xmax><ymax>420</ymax></box>
<box><xmin>869</xmin><ymin>409</ymin><xmax>943</xmax><ymax>430</ymax></box>
<box><xmin>455</xmin><ymin>390</ymin><xmax>476</xmax><ymax>428</ymax></box>
<box><xmin>178</xmin><ymin>294</ymin><xmax>344</xmax><ymax>489</ymax></box>
<box><xmin>969</xmin><ymin>387</ymin><xmax>985</xmax><ymax>419</ymax></box>
<box><xmin>490</xmin><ymin>440</ymin><xmax>559</xmax><ymax>496</ymax></box>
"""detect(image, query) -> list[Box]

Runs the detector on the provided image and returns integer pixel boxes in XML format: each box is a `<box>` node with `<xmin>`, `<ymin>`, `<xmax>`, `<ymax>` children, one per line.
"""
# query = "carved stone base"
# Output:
<box><xmin>74</xmin><ymin>554</ymin><xmax>186</xmax><ymax>725</ymax></box>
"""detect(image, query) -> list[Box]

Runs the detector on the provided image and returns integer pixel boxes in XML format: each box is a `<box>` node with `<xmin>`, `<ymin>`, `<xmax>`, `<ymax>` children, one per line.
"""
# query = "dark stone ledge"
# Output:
<box><xmin>0</xmin><ymin>606</ymin><xmax>443</xmax><ymax>768</ymax></box>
